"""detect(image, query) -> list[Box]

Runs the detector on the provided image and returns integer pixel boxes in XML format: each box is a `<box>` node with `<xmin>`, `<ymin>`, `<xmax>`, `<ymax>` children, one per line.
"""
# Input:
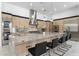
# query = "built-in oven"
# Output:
<box><xmin>3</xmin><ymin>21</ymin><xmax>11</xmax><ymax>40</ymax></box>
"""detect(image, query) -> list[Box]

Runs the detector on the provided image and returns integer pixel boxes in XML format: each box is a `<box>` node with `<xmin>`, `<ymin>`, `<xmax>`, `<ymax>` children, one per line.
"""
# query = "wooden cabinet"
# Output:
<box><xmin>19</xmin><ymin>18</ymin><xmax>24</xmax><ymax>28</ymax></box>
<box><xmin>37</xmin><ymin>21</ymin><xmax>53</xmax><ymax>32</ymax></box>
<box><xmin>53</xmin><ymin>20</ymin><xmax>64</xmax><ymax>32</ymax></box>
<box><xmin>45</xmin><ymin>22</ymin><xmax>49</xmax><ymax>32</ymax></box>
<box><xmin>12</xmin><ymin>16</ymin><xmax>29</xmax><ymax>28</ymax></box>
<box><xmin>12</xmin><ymin>16</ymin><xmax>20</xmax><ymax>28</ymax></box>
<box><xmin>2</xmin><ymin>13</ymin><xmax>30</xmax><ymax>29</ymax></box>
<box><xmin>37</xmin><ymin>20</ymin><xmax>46</xmax><ymax>28</ymax></box>
<box><xmin>2</xmin><ymin>13</ymin><xmax>12</xmax><ymax>21</ymax></box>
<box><xmin>15</xmin><ymin>43</ymin><xmax>26</xmax><ymax>55</ymax></box>
<box><xmin>49</xmin><ymin>22</ymin><xmax>53</xmax><ymax>32</ymax></box>
<box><xmin>45</xmin><ymin>21</ymin><xmax>53</xmax><ymax>32</ymax></box>
<box><xmin>15</xmin><ymin>43</ymin><xmax>31</xmax><ymax>56</ymax></box>
<box><xmin>19</xmin><ymin>18</ymin><xmax>29</xmax><ymax>28</ymax></box>
<box><xmin>24</xmin><ymin>19</ymin><xmax>29</xmax><ymax>28</ymax></box>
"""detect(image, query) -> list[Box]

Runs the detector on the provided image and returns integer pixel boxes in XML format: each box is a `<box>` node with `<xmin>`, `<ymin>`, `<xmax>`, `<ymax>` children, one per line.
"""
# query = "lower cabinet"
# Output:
<box><xmin>15</xmin><ymin>43</ymin><xmax>30</xmax><ymax>56</ymax></box>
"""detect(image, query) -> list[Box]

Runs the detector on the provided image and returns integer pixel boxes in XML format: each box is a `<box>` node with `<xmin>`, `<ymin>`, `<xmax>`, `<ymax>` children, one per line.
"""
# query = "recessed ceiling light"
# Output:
<box><xmin>54</xmin><ymin>8</ymin><xmax>56</xmax><ymax>11</ymax></box>
<box><xmin>42</xmin><ymin>8</ymin><xmax>46</xmax><ymax>12</ymax></box>
<box><xmin>42</xmin><ymin>8</ymin><xmax>45</xmax><ymax>11</ymax></box>
<box><xmin>30</xmin><ymin>3</ymin><xmax>33</xmax><ymax>6</ymax></box>
<box><xmin>64</xmin><ymin>5</ymin><xmax>67</xmax><ymax>7</ymax></box>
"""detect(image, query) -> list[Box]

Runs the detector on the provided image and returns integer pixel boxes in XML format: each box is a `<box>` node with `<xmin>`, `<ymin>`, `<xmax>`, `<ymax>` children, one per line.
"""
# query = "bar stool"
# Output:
<box><xmin>57</xmin><ymin>32</ymin><xmax>72</xmax><ymax>54</ymax></box>
<box><xmin>28</xmin><ymin>41</ymin><xmax>47</xmax><ymax>56</ymax></box>
<box><xmin>47</xmin><ymin>38</ymin><xmax>65</xmax><ymax>56</ymax></box>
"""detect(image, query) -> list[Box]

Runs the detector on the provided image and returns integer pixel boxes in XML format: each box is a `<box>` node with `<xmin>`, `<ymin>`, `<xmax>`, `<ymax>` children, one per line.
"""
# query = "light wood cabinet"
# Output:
<box><xmin>12</xmin><ymin>16</ymin><xmax>20</xmax><ymax>28</ymax></box>
<box><xmin>37</xmin><ymin>21</ymin><xmax>53</xmax><ymax>32</ymax></box>
<box><xmin>53</xmin><ymin>20</ymin><xmax>64</xmax><ymax>32</ymax></box>
<box><xmin>45</xmin><ymin>22</ymin><xmax>49</xmax><ymax>32</ymax></box>
<box><xmin>19</xmin><ymin>18</ymin><xmax>24</xmax><ymax>28</ymax></box>
<box><xmin>19</xmin><ymin>18</ymin><xmax>29</xmax><ymax>28</ymax></box>
<box><xmin>15</xmin><ymin>43</ymin><xmax>26</xmax><ymax>55</ymax></box>
<box><xmin>12</xmin><ymin>16</ymin><xmax>29</xmax><ymax>28</ymax></box>
<box><xmin>15</xmin><ymin>43</ymin><xmax>31</xmax><ymax>56</ymax></box>
<box><xmin>24</xmin><ymin>19</ymin><xmax>29</xmax><ymax>28</ymax></box>
<box><xmin>2</xmin><ymin>13</ymin><xmax>12</xmax><ymax>21</ymax></box>
<box><xmin>49</xmin><ymin>22</ymin><xmax>53</xmax><ymax>32</ymax></box>
<box><xmin>37</xmin><ymin>20</ymin><xmax>46</xmax><ymax>28</ymax></box>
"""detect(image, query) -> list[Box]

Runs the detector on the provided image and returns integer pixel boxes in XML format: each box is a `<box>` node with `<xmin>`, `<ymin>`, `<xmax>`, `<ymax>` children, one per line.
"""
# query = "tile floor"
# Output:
<box><xmin>0</xmin><ymin>40</ymin><xmax>79</xmax><ymax>56</ymax></box>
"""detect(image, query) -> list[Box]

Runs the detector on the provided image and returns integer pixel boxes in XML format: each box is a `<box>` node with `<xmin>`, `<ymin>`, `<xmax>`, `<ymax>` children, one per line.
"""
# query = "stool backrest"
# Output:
<box><xmin>35</xmin><ymin>41</ymin><xmax>47</xmax><ymax>55</ymax></box>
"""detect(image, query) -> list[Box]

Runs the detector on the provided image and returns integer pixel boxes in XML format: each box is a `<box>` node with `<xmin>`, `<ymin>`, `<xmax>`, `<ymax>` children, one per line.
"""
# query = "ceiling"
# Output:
<box><xmin>7</xmin><ymin>2</ymin><xmax>79</xmax><ymax>16</ymax></box>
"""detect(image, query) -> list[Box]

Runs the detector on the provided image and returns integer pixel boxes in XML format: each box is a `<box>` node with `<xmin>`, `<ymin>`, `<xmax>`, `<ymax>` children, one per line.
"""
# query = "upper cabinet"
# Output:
<box><xmin>37</xmin><ymin>20</ymin><xmax>46</xmax><ymax>28</ymax></box>
<box><xmin>24</xmin><ymin>19</ymin><xmax>29</xmax><ymax>28</ymax></box>
<box><xmin>2</xmin><ymin>12</ymin><xmax>30</xmax><ymax>29</ymax></box>
<box><xmin>12</xmin><ymin>16</ymin><xmax>29</xmax><ymax>28</ymax></box>
<box><xmin>12</xmin><ymin>16</ymin><xmax>20</xmax><ymax>28</ymax></box>
<box><xmin>37</xmin><ymin>20</ymin><xmax>53</xmax><ymax>32</ymax></box>
<box><xmin>45</xmin><ymin>21</ymin><xmax>50</xmax><ymax>32</ymax></box>
<box><xmin>19</xmin><ymin>18</ymin><xmax>29</xmax><ymax>28</ymax></box>
<box><xmin>53</xmin><ymin>20</ymin><xmax>64</xmax><ymax>32</ymax></box>
<box><xmin>2</xmin><ymin>13</ymin><xmax>12</xmax><ymax>21</ymax></box>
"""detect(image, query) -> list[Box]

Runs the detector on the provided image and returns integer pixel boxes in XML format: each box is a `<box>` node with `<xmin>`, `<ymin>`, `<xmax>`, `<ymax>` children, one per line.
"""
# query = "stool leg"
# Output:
<box><xmin>61</xmin><ymin>42</ymin><xmax>72</xmax><ymax>49</ymax></box>
<box><xmin>53</xmin><ymin>48</ymin><xmax>65</xmax><ymax>56</ymax></box>
<box><xmin>57</xmin><ymin>45</ymin><xmax>69</xmax><ymax>53</ymax></box>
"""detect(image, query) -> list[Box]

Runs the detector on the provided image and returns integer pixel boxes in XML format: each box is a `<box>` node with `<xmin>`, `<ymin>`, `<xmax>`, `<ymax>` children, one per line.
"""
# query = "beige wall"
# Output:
<box><xmin>64</xmin><ymin>17</ymin><xmax>79</xmax><ymax>32</ymax></box>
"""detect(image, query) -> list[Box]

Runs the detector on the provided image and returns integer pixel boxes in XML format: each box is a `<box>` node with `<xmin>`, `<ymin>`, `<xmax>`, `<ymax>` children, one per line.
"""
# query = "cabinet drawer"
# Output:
<box><xmin>16</xmin><ymin>44</ymin><xmax>26</xmax><ymax>55</ymax></box>
<box><xmin>15</xmin><ymin>43</ymin><xmax>30</xmax><ymax>56</ymax></box>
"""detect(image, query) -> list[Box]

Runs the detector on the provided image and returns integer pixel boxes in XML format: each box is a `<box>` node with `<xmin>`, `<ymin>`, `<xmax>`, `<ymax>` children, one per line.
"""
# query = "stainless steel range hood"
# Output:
<box><xmin>28</xmin><ymin>9</ymin><xmax>38</xmax><ymax>32</ymax></box>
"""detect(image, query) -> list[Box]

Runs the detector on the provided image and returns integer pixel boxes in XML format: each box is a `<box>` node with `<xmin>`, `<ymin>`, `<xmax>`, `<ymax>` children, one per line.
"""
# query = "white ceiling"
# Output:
<box><xmin>7</xmin><ymin>2</ymin><xmax>79</xmax><ymax>16</ymax></box>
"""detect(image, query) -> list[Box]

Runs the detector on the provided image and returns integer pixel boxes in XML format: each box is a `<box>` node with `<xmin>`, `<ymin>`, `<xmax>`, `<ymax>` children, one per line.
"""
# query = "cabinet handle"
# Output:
<box><xmin>26</xmin><ymin>45</ymin><xmax>30</xmax><ymax>48</ymax></box>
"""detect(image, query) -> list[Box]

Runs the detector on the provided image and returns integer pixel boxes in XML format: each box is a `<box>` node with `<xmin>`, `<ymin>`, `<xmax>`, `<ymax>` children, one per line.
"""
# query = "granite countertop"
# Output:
<box><xmin>9</xmin><ymin>32</ymin><xmax>64</xmax><ymax>46</ymax></box>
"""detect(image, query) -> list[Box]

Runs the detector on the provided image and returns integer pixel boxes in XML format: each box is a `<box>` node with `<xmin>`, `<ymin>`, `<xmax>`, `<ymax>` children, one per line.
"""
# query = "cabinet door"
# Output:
<box><xmin>24</xmin><ymin>19</ymin><xmax>29</xmax><ymax>28</ymax></box>
<box><xmin>15</xmin><ymin>43</ymin><xmax>27</xmax><ymax>55</ymax></box>
<box><xmin>2</xmin><ymin>13</ymin><xmax>12</xmax><ymax>21</ymax></box>
<box><xmin>19</xmin><ymin>18</ymin><xmax>24</xmax><ymax>28</ymax></box>
<box><xmin>12</xmin><ymin>16</ymin><xmax>20</xmax><ymax>28</ymax></box>
<box><xmin>49</xmin><ymin>22</ymin><xmax>53</xmax><ymax>32</ymax></box>
<box><xmin>37</xmin><ymin>21</ymin><xmax>45</xmax><ymax>28</ymax></box>
<box><xmin>58</xmin><ymin>20</ymin><xmax>64</xmax><ymax>32</ymax></box>
<box><xmin>22</xmin><ymin>19</ymin><xmax>26</xmax><ymax>28</ymax></box>
<box><xmin>45</xmin><ymin>22</ymin><xmax>50</xmax><ymax>32</ymax></box>
<box><xmin>53</xmin><ymin>20</ymin><xmax>64</xmax><ymax>32</ymax></box>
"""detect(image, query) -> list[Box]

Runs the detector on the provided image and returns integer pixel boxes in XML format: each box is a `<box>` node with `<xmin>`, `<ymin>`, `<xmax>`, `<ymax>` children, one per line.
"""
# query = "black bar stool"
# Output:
<box><xmin>28</xmin><ymin>41</ymin><xmax>47</xmax><ymax>56</ymax></box>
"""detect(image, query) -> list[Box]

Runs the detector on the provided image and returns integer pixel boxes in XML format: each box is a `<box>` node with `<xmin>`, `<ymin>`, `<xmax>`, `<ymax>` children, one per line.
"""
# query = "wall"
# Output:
<box><xmin>64</xmin><ymin>17</ymin><xmax>79</xmax><ymax>32</ymax></box>
<box><xmin>64</xmin><ymin>24</ymin><xmax>78</xmax><ymax>32</ymax></box>
<box><xmin>52</xmin><ymin>5</ymin><xmax>79</xmax><ymax>33</ymax></box>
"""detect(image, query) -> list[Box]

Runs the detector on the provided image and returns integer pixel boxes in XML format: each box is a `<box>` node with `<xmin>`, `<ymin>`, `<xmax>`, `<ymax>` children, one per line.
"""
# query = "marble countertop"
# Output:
<box><xmin>9</xmin><ymin>32</ymin><xmax>64</xmax><ymax>46</ymax></box>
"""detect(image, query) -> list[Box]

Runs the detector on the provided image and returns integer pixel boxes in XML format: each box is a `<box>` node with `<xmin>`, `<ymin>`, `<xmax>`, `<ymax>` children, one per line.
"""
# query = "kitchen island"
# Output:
<box><xmin>9</xmin><ymin>32</ymin><xmax>64</xmax><ymax>56</ymax></box>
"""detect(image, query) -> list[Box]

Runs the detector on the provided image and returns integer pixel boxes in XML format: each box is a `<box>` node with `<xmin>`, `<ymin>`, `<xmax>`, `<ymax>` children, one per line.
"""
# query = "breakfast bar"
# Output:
<box><xmin>9</xmin><ymin>32</ymin><xmax>64</xmax><ymax>56</ymax></box>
